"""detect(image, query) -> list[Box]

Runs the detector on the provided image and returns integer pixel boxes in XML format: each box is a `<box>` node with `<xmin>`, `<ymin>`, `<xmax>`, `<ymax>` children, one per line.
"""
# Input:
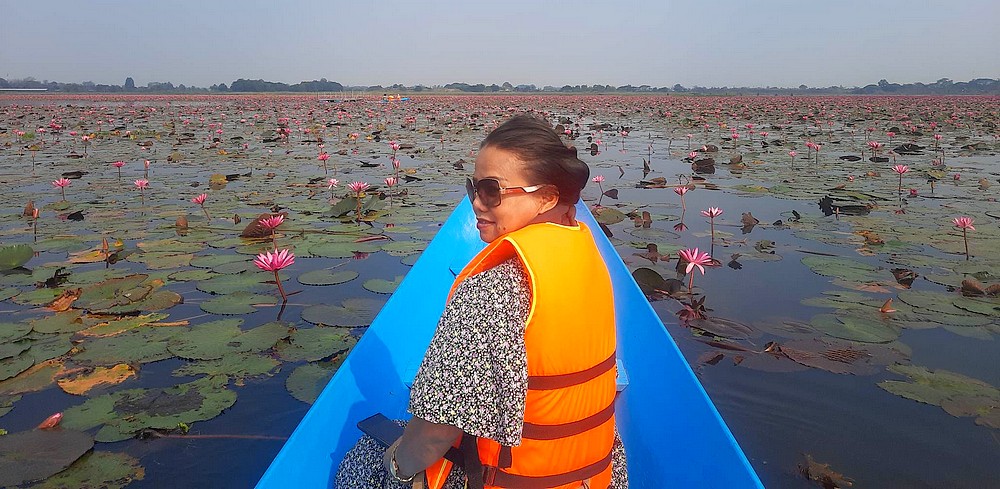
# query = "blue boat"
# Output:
<box><xmin>257</xmin><ymin>200</ymin><xmax>764</xmax><ymax>488</ymax></box>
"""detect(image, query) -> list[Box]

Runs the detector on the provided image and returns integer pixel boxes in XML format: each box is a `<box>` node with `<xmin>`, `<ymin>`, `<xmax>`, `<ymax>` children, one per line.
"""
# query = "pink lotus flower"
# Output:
<box><xmin>192</xmin><ymin>193</ymin><xmax>207</xmax><ymax>205</ymax></box>
<box><xmin>37</xmin><ymin>412</ymin><xmax>63</xmax><ymax>430</ymax></box>
<box><xmin>384</xmin><ymin>176</ymin><xmax>397</xmax><ymax>187</ymax></box>
<box><xmin>788</xmin><ymin>150</ymin><xmax>797</xmax><ymax>158</ymax></box>
<box><xmin>952</xmin><ymin>216</ymin><xmax>975</xmax><ymax>231</ymax></box>
<box><xmin>953</xmin><ymin>173</ymin><xmax>961</xmax><ymax>181</ymax></box>
<box><xmin>678</xmin><ymin>247</ymin><xmax>713</xmax><ymax>275</ymax></box>
<box><xmin>318</xmin><ymin>153</ymin><xmax>330</xmax><ymax>161</ymax></box>
<box><xmin>952</xmin><ymin>216</ymin><xmax>975</xmax><ymax>260</ymax></box>
<box><xmin>254</xmin><ymin>248</ymin><xmax>294</xmax><ymax>301</ymax></box>
<box><xmin>389</xmin><ymin>141</ymin><xmax>401</xmax><ymax>152</ymax></box>
<box><xmin>328</xmin><ymin>178</ymin><xmax>339</xmax><ymax>189</ymax></box>
<box><xmin>592</xmin><ymin>175</ymin><xmax>605</xmax><ymax>183</ymax></box>
<box><xmin>260</xmin><ymin>214</ymin><xmax>284</xmax><ymax>230</ymax></box>
<box><xmin>700</xmin><ymin>207</ymin><xmax>723</xmax><ymax>218</ymax></box>
<box><xmin>909</xmin><ymin>188</ymin><xmax>918</xmax><ymax>197</ymax></box>
<box><xmin>52</xmin><ymin>177</ymin><xmax>71</xmax><ymax>200</ymax></box>
<box><xmin>254</xmin><ymin>248</ymin><xmax>294</xmax><ymax>271</ymax></box>
<box><xmin>112</xmin><ymin>161</ymin><xmax>125</xmax><ymax>168</ymax></box>
<box><xmin>678</xmin><ymin>247</ymin><xmax>713</xmax><ymax>292</ymax></box>
<box><xmin>688</xmin><ymin>151</ymin><xmax>698</xmax><ymax>160</ymax></box>
<box><xmin>348</xmin><ymin>181</ymin><xmax>370</xmax><ymax>195</ymax></box>
<box><xmin>892</xmin><ymin>165</ymin><xmax>909</xmax><ymax>175</ymax></box>
<box><xmin>134</xmin><ymin>179</ymin><xmax>149</xmax><ymax>189</ymax></box>
<box><xmin>673</xmin><ymin>186</ymin><xmax>689</xmax><ymax>196</ymax></box>
<box><xmin>391</xmin><ymin>157</ymin><xmax>401</xmax><ymax>170</ymax></box>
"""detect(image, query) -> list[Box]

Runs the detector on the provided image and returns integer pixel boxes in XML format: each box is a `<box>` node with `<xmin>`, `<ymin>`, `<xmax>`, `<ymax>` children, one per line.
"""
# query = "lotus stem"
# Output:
<box><xmin>273</xmin><ymin>269</ymin><xmax>287</xmax><ymax>301</ymax></box>
<box><xmin>963</xmin><ymin>228</ymin><xmax>969</xmax><ymax>261</ymax></box>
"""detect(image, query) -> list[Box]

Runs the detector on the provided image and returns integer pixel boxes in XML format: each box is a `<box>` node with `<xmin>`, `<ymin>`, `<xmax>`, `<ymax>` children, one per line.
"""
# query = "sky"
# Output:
<box><xmin>1</xmin><ymin>0</ymin><xmax>998</xmax><ymax>89</ymax></box>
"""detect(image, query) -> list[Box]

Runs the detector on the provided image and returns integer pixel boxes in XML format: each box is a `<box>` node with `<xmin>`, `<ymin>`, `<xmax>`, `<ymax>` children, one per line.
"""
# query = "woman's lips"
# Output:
<box><xmin>476</xmin><ymin>218</ymin><xmax>494</xmax><ymax>230</ymax></box>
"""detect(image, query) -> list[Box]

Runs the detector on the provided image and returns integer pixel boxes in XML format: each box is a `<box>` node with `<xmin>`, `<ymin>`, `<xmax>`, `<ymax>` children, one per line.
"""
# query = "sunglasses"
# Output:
<box><xmin>465</xmin><ymin>177</ymin><xmax>549</xmax><ymax>208</ymax></box>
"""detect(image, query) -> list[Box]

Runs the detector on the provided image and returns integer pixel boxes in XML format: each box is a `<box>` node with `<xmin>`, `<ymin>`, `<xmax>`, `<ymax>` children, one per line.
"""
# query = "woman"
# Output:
<box><xmin>337</xmin><ymin>114</ymin><xmax>627</xmax><ymax>488</ymax></box>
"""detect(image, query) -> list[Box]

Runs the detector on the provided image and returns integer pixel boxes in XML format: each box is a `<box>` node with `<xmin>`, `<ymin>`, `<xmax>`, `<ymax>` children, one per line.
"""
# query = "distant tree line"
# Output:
<box><xmin>1</xmin><ymin>76</ymin><xmax>997</xmax><ymax>95</ymax></box>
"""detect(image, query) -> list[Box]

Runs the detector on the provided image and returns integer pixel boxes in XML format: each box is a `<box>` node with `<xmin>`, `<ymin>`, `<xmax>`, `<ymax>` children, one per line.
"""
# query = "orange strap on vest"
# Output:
<box><xmin>483</xmin><ymin>449</ymin><xmax>614</xmax><ymax>488</ymax></box>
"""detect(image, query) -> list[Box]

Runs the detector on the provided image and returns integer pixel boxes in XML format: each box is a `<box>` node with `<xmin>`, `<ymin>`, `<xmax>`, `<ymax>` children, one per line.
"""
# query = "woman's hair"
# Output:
<box><xmin>480</xmin><ymin>114</ymin><xmax>590</xmax><ymax>205</ymax></box>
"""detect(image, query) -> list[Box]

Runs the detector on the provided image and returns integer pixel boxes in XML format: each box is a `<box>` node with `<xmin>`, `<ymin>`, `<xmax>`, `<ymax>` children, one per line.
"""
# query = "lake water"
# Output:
<box><xmin>0</xmin><ymin>94</ymin><xmax>998</xmax><ymax>488</ymax></box>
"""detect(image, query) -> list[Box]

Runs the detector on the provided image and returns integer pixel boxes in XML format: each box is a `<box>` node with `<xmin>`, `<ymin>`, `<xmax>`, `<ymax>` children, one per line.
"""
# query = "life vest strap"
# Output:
<box><xmin>527</xmin><ymin>351</ymin><xmax>616</xmax><ymax>390</ymax></box>
<box><xmin>521</xmin><ymin>398</ymin><xmax>615</xmax><ymax>440</ymax></box>
<box><xmin>483</xmin><ymin>448</ymin><xmax>614</xmax><ymax>488</ymax></box>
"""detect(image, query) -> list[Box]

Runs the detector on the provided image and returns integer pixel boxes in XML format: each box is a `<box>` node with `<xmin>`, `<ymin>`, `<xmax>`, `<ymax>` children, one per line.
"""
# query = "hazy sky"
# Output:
<box><xmin>2</xmin><ymin>0</ymin><xmax>997</xmax><ymax>89</ymax></box>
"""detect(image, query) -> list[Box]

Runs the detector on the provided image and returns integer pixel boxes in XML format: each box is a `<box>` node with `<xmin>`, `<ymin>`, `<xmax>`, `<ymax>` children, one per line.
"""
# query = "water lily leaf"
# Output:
<box><xmin>276</xmin><ymin>327</ymin><xmax>357</xmax><ymax>362</ymax></box>
<box><xmin>286</xmin><ymin>358</ymin><xmax>344</xmax><ymax>404</ymax></box>
<box><xmin>0</xmin><ymin>340</ymin><xmax>30</xmax><ymax>361</ymax></box>
<box><xmin>167</xmin><ymin>269</ymin><xmax>218</xmax><ymax>282</ymax></box>
<box><xmin>0</xmin><ymin>429</ymin><xmax>95</xmax><ymax>487</ymax></box>
<box><xmin>363</xmin><ymin>275</ymin><xmax>404</xmax><ymax>294</ymax></box>
<box><xmin>801</xmin><ymin>255</ymin><xmax>882</xmax><ymax>284</ymax></box>
<box><xmin>190</xmin><ymin>254</ymin><xmax>247</xmax><ymax>269</ymax></box>
<box><xmin>0</xmin><ymin>353</ymin><xmax>34</xmax><ymax>382</ymax></box>
<box><xmin>56</xmin><ymin>364</ymin><xmax>137</xmax><ymax>395</ymax></box>
<box><xmin>29</xmin><ymin>310</ymin><xmax>85</xmax><ymax>334</ymax></box>
<box><xmin>196</xmin><ymin>272</ymin><xmax>272</xmax><ymax>295</ymax></box>
<box><xmin>0</xmin><ymin>322</ymin><xmax>32</xmax><ymax>343</ymax></box>
<box><xmin>380</xmin><ymin>241</ymin><xmax>427</xmax><ymax>256</ymax></box>
<box><xmin>200</xmin><ymin>292</ymin><xmax>276</xmax><ymax>315</ymax></box>
<box><xmin>10</xmin><ymin>288</ymin><xmax>65</xmax><ymax>306</ymax></box>
<box><xmin>593</xmin><ymin>207</ymin><xmax>626</xmax><ymax>225</ymax></box>
<box><xmin>76</xmin><ymin>274</ymin><xmax>150</xmax><ymax>310</ymax></box>
<box><xmin>300</xmin><ymin>298</ymin><xmax>385</xmax><ymax>327</ymax></box>
<box><xmin>952</xmin><ymin>297</ymin><xmax>1000</xmax><ymax>317</ymax></box>
<box><xmin>102</xmin><ymin>290</ymin><xmax>182</xmax><ymax>315</ymax></box>
<box><xmin>172</xmin><ymin>354</ymin><xmax>280</xmax><ymax>384</ymax></box>
<box><xmin>897</xmin><ymin>290</ymin><xmax>974</xmax><ymax>317</ymax></box>
<box><xmin>167</xmin><ymin>319</ymin><xmax>290</xmax><ymax>360</ymax></box>
<box><xmin>308</xmin><ymin>239</ymin><xmax>383</xmax><ymax>259</ymax></box>
<box><xmin>72</xmin><ymin>327</ymin><xmax>180</xmax><ymax>366</ymax></box>
<box><xmin>878</xmin><ymin>364</ymin><xmax>999</xmax><ymax>428</ymax></box>
<box><xmin>297</xmin><ymin>269</ymin><xmax>359</xmax><ymax>286</ymax></box>
<box><xmin>126</xmin><ymin>251</ymin><xmax>193</xmax><ymax>270</ymax></box>
<box><xmin>0</xmin><ymin>394</ymin><xmax>19</xmax><ymax>417</ymax></box>
<box><xmin>0</xmin><ymin>287</ymin><xmax>21</xmax><ymax>301</ymax></box>
<box><xmin>62</xmin><ymin>376</ymin><xmax>237</xmax><ymax>441</ymax></box>
<box><xmin>77</xmin><ymin>313</ymin><xmax>172</xmax><ymax>337</ymax></box>
<box><xmin>0</xmin><ymin>244</ymin><xmax>33</xmax><ymax>271</ymax></box>
<box><xmin>687</xmin><ymin>317</ymin><xmax>756</xmax><ymax>340</ymax></box>
<box><xmin>26</xmin><ymin>334</ymin><xmax>74</xmax><ymax>363</ymax></box>
<box><xmin>0</xmin><ymin>360</ymin><xmax>63</xmax><ymax>396</ymax></box>
<box><xmin>33</xmin><ymin>451</ymin><xmax>145</xmax><ymax>489</ymax></box>
<box><xmin>810</xmin><ymin>313</ymin><xmax>900</xmax><ymax>343</ymax></box>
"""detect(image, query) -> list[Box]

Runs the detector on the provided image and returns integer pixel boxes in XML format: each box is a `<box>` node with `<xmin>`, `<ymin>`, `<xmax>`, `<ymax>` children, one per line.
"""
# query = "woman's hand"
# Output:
<box><xmin>390</xmin><ymin>417</ymin><xmax>463</xmax><ymax>479</ymax></box>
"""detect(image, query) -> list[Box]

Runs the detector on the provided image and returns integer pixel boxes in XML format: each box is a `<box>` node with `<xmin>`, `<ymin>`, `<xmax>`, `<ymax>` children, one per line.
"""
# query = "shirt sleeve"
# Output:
<box><xmin>407</xmin><ymin>257</ymin><xmax>531</xmax><ymax>447</ymax></box>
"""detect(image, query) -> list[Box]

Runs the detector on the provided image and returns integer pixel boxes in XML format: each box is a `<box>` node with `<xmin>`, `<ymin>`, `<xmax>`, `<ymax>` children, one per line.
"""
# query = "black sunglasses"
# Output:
<box><xmin>465</xmin><ymin>177</ymin><xmax>549</xmax><ymax>208</ymax></box>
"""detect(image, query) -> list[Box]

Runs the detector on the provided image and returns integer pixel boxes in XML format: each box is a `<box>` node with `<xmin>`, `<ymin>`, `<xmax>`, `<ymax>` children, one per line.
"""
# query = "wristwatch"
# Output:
<box><xmin>388</xmin><ymin>444</ymin><xmax>416</xmax><ymax>483</ymax></box>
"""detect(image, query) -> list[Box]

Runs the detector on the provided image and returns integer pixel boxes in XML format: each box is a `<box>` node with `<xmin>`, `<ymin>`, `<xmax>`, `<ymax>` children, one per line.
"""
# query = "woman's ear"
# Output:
<box><xmin>535</xmin><ymin>187</ymin><xmax>561</xmax><ymax>215</ymax></box>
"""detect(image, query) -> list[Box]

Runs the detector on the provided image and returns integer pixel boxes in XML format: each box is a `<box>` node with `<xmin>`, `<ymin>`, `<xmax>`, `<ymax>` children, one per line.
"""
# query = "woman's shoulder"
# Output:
<box><xmin>456</xmin><ymin>256</ymin><xmax>529</xmax><ymax>296</ymax></box>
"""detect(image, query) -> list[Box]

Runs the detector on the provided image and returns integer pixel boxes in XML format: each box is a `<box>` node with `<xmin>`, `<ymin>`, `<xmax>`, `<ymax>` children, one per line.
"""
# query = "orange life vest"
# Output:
<box><xmin>426</xmin><ymin>221</ymin><xmax>617</xmax><ymax>489</ymax></box>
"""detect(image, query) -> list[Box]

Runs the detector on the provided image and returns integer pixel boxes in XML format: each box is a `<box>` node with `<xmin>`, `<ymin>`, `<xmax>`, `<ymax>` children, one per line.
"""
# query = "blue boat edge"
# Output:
<box><xmin>256</xmin><ymin>199</ymin><xmax>764</xmax><ymax>488</ymax></box>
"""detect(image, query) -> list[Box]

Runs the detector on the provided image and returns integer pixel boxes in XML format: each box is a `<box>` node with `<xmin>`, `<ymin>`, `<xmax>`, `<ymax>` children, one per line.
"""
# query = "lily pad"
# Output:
<box><xmin>0</xmin><ymin>322</ymin><xmax>32</xmax><ymax>343</ymax></box>
<box><xmin>72</xmin><ymin>327</ymin><xmax>180</xmax><ymax>366</ymax></box>
<box><xmin>172</xmin><ymin>354</ymin><xmax>280</xmax><ymax>384</ymax></box>
<box><xmin>286</xmin><ymin>358</ymin><xmax>344</xmax><ymax>404</ymax></box>
<box><xmin>0</xmin><ymin>244</ymin><xmax>33</xmax><ymax>271</ymax></box>
<box><xmin>0</xmin><ymin>429</ymin><xmax>95</xmax><ymax>487</ymax></box>
<box><xmin>297</xmin><ymin>269</ymin><xmax>359</xmax><ymax>286</ymax></box>
<box><xmin>0</xmin><ymin>394</ymin><xmax>19</xmax><ymax>417</ymax></box>
<box><xmin>363</xmin><ymin>275</ymin><xmax>404</xmax><ymax>294</ymax></box>
<box><xmin>593</xmin><ymin>207</ymin><xmax>627</xmax><ymax>225</ymax></box>
<box><xmin>167</xmin><ymin>319</ymin><xmax>290</xmax><ymax>360</ymax></box>
<box><xmin>0</xmin><ymin>353</ymin><xmax>34</xmax><ymax>382</ymax></box>
<box><xmin>77</xmin><ymin>313</ymin><xmax>173</xmax><ymax>337</ymax></box>
<box><xmin>810</xmin><ymin>313</ymin><xmax>900</xmax><ymax>343</ymax></box>
<box><xmin>196</xmin><ymin>272</ymin><xmax>272</xmax><ymax>295</ymax></box>
<box><xmin>300</xmin><ymin>298</ymin><xmax>385</xmax><ymax>327</ymax></box>
<box><xmin>30</xmin><ymin>310</ymin><xmax>86</xmax><ymax>334</ymax></box>
<box><xmin>33</xmin><ymin>451</ymin><xmax>145</xmax><ymax>489</ymax></box>
<box><xmin>276</xmin><ymin>327</ymin><xmax>357</xmax><ymax>362</ymax></box>
<box><xmin>200</xmin><ymin>292</ymin><xmax>276</xmax><ymax>315</ymax></box>
<box><xmin>0</xmin><ymin>340</ymin><xmax>30</xmax><ymax>361</ymax></box>
<box><xmin>801</xmin><ymin>255</ymin><xmax>883</xmax><ymax>284</ymax></box>
<box><xmin>0</xmin><ymin>361</ymin><xmax>63</xmax><ymax>396</ymax></box>
<box><xmin>687</xmin><ymin>317</ymin><xmax>756</xmax><ymax>340</ymax></box>
<box><xmin>62</xmin><ymin>376</ymin><xmax>237</xmax><ymax>442</ymax></box>
<box><xmin>0</xmin><ymin>287</ymin><xmax>20</xmax><ymax>301</ymax></box>
<box><xmin>878</xmin><ymin>364</ymin><xmax>999</xmax><ymax>428</ymax></box>
<box><xmin>56</xmin><ymin>364</ymin><xmax>137</xmax><ymax>396</ymax></box>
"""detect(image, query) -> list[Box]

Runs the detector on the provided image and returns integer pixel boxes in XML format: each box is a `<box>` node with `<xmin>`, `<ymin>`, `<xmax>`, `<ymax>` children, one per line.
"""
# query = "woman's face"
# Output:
<box><xmin>471</xmin><ymin>146</ymin><xmax>557</xmax><ymax>242</ymax></box>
